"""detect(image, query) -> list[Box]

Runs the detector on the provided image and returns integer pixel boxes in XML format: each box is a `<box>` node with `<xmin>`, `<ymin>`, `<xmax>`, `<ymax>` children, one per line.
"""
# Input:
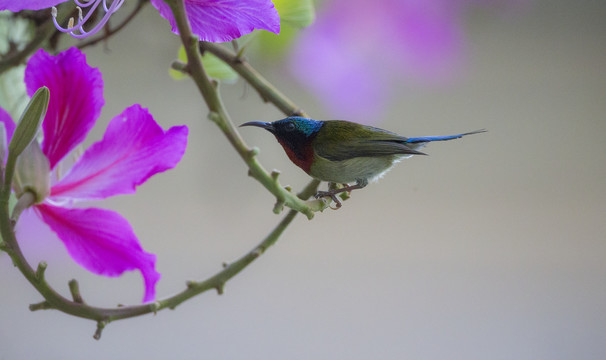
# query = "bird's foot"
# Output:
<box><xmin>315</xmin><ymin>190</ymin><xmax>342</xmax><ymax>209</ymax></box>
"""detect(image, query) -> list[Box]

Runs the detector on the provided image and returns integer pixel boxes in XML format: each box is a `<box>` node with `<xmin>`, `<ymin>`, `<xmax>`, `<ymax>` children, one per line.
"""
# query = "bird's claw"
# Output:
<box><xmin>315</xmin><ymin>191</ymin><xmax>342</xmax><ymax>209</ymax></box>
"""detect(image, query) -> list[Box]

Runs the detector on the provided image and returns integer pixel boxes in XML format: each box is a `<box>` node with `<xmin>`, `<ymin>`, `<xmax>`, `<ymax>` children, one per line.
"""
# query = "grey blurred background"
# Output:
<box><xmin>1</xmin><ymin>0</ymin><xmax>605</xmax><ymax>359</ymax></box>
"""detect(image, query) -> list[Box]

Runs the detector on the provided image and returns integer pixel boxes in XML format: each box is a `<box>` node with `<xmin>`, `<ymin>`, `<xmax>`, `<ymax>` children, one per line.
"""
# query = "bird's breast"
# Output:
<box><xmin>309</xmin><ymin>154</ymin><xmax>403</xmax><ymax>184</ymax></box>
<box><xmin>277</xmin><ymin>138</ymin><xmax>315</xmax><ymax>173</ymax></box>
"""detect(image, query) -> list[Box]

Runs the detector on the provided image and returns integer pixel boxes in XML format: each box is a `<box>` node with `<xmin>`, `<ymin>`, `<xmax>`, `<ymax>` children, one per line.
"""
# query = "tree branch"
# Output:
<box><xmin>0</xmin><ymin>178</ymin><xmax>321</xmax><ymax>339</ymax></box>
<box><xmin>0</xmin><ymin>15</ymin><xmax>56</xmax><ymax>74</ymax></box>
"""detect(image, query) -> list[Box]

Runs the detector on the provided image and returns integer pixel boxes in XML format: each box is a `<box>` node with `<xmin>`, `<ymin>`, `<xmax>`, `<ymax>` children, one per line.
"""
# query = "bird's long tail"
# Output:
<box><xmin>405</xmin><ymin>129</ymin><xmax>486</xmax><ymax>144</ymax></box>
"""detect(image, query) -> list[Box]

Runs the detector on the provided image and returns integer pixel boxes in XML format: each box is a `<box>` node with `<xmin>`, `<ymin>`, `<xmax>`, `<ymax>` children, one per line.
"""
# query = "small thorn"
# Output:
<box><xmin>29</xmin><ymin>301</ymin><xmax>52</xmax><ymax>311</ymax></box>
<box><xmin>248</xmin><ymin>147</ymin><xmax>260</xmax><ymax>158</ymax></box>
<box><xmin>270</xmin><ymin>169</ymin><xmax>280</xmax><ymax>181</ymax></box>
<box><xmin>35</xmin><ymin>261</ymin><xmax>47</xmax><ymax>282</ymax></box>
<box><xmin>222</xmin><ymin>262</ymin><xmax>228</xmax><ymax>268</ymax></box>
<box><xmin>93</xmin><ymin>320</ymin><xmax>107</xmax><ymax>340</ymax></box>
<box><xmin>68</xmin><ymin>17</ymin><xmax>74</xmax><ymax>29</ymax></box>
<box><xmin>186</xmin><ymin>280</ymin><xmax>197</xmax><ymax>289</ymax></box>
<box><xmin>215</xmin><ymin>283</ymin><xmax>224</xmax><ymax>295</ymax></box>
<box><xmin>68</xmin><ymin>279</ymin><xmax>84</xmax><ymax>304</ymax></box>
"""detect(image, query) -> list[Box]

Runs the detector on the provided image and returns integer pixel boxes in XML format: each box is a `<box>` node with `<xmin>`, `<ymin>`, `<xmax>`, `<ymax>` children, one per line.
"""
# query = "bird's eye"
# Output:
<box><xmin>284</xmin><ymin>122</ymin><xmax>296</xmax><ymax>132</ymax></box>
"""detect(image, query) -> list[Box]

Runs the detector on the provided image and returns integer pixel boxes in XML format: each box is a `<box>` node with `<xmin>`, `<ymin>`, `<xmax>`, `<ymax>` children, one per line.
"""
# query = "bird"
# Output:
<box><xmin>241</xmin><ymin>116</ymin><xmax>485</xmax><ymax>208</ymax></box>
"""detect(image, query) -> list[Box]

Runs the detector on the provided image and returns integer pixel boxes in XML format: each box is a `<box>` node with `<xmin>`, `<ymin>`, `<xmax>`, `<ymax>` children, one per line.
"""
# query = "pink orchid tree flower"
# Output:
<box><xmin>289</xmin><ymin>0</ymin><xmax>526</xmax><ymax>120</ymax></box>
<box><xmin>0</xmin><ymin>47</ymin><xmax>189</xmax><ymax>302</ymax></box>
<box><xmin>0</xmin><ymin>0</ymin><xmax>280</xmax><ymax>42</ymax></box>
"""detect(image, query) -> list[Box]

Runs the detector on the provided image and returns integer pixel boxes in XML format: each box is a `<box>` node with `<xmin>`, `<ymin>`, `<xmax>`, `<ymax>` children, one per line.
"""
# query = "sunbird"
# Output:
<box><xmin>241</xmin><ymin>116</ymin><xmax>485</xmax><ymax>208</ymax></box>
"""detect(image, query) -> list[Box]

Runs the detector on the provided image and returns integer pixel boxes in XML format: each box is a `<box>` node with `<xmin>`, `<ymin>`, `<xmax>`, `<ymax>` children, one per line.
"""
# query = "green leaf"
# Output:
<box><xmin>8</xmin><ymin>87</ymin><xmax>49</xmax><ymax>161</ymax></box>
<box><xmin>256</xmin><ymin>24</ymin><xmax>298</xmax><ymax>57</ymax></box>
<box><xmin>200</xmin><ymin>51</ymin><xmax>238</xmax><ymax>83</ymax></box>
<box><xmin>169</xmin><ymin>45</ymin><xmax>238</xmax><ymax>83</ymax></box>
<box><xmin>273</xmin><ymin>0</ymin><xmax>315</xmax><ymax>28</ymax></box>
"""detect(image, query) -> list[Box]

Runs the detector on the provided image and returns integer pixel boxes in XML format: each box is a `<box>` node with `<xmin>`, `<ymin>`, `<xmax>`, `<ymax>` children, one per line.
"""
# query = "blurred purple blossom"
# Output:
<box><xmin>290</xmin><ymin>0</ymin><xmax>527</xmax><ymax>120</ymax></box>
<box><xmin>0</xmin><ymin>48</ymin><xmax>189</xmax><ymax>302</ymax></box>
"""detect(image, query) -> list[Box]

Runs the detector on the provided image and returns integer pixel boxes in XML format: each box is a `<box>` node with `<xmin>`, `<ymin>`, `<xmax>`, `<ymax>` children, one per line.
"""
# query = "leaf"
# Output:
<box><xmin>200</xmin><ymin>51</ymin><xmax>238</xmax><ymax>83</ymax></box>
<box><xmin>273</xmin><ymin>0</ymin><xmax>315</xmax><ymax>28</ymax></box>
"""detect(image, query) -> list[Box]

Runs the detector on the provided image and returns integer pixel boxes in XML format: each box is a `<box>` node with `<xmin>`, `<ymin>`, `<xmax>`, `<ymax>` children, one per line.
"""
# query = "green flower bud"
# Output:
<box><xmin>13</xmin><ymin>139</ymin><xmax>50</xmax><ymax>203</ymax></box>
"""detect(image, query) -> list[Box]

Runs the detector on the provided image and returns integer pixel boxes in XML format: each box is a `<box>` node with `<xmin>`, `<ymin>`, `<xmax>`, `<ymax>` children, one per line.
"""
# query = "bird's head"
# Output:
<box><xmin>241</xmin><ymin>117</ymin><xmax>323</xmax><ymax>159</ymax></box>
<box><xmin>240</xmin><ymin>117</ymin><xmax>324</xmax><ymax>170</ymax></box>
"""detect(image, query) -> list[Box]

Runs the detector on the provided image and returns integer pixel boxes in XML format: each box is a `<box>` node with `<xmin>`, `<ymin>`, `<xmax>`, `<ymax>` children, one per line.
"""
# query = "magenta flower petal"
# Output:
<box><xmin>0</xmin><ymin>0</ymin><xmax>66</xmax><ymax>11</ymax></box>
<box><xmin>50</xmin><ymin>104</ymin><xmax>188</xmax><ymax>201</ymax></box>
<box><xmin>0</xmin><ymin>106</ymin><xmax>15</xmax><ymax>141</ymax></box>
<box><xmin>35</xmin><ymin>203</ymin><xmax>161</xmax><ymax>302</ymax></box>
<box><xmin>25</xmin><ymin>48</ymin><xmax>104</xmax><ymax>170</ymax></box>
<box><xmin>289</xmin><ymin>20</ymin><xmax>386</xmax><ymax>119</ymax></box>
<box><xmin>150</xmin><ymin>0</ymin><xmax>280</xmax><ymax>42</ymax></box>
<box><xmin>0</xmin><ymin>107</ymin><xmax>15</xmax><ymax>164</ymax></box>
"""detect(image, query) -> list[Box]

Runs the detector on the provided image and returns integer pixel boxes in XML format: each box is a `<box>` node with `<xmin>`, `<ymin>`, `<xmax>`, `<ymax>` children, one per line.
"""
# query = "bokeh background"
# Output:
<box><xmin>1</xmin><ymin>0</ymin><xmax>605</xmax><ymax>359</ymax></box>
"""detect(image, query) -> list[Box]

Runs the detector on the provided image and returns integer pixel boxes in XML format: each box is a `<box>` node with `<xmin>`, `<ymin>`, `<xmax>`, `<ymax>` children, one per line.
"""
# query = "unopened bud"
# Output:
<box><xmin>14</xmin><ymin>140</ymin><xmax>50</xmax><ymax>203</ymax></box>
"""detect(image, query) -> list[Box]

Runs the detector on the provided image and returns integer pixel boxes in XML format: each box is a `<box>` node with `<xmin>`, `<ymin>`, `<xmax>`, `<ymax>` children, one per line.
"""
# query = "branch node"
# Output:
<box><xmin>35</xmin><ymin>261</ymin><xmax>47</xmax><ymax>282</ymax></box>
<box><xmin>251</xmin><ymin>248</ymin><xmax>263</xmax><ymax>258</ymax></box>
<box><xmin>29</xmin><ymin>300</ymin><xmax>53</xmax><ymax>311</ymax></box>
<box><xmin>68</xmin><ymin>279</ymin><xmax>84</xmax><ymax>304</ymax></box>
<box><xmin>186</xmin><ymin>280</ymin><xmax>197</xmax><ymax>289</ymax></box>
<box><xmin>150</xmin><ymin>301</ymin><xmax>161</xmax><ymax>314</ymax></box>
<box><xmin>207</xmin><ymin>111</ymin><xmax>221</xmax><ymax>124</ymax></box>
<box><xmin>284</xmin><ymin>185</ymin><xmax>292</xmax><ymax>192</ymax></box>
<box><xmin>93</xmin><ymin>320</ymin><xmax>108</xmax><ymax>340</ymax></box>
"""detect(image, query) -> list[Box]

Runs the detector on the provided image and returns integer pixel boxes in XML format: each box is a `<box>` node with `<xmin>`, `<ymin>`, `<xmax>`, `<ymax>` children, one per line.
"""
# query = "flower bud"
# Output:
<box><xmin>13</xmin><ymin>139</ymin><xmax>50</xmax><ymax>203</ymax></box>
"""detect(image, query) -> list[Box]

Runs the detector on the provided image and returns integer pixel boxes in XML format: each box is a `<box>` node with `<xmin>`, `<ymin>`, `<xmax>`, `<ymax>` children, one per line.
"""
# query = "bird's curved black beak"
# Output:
<box><xmin>240</xmin><ymin>121</ymin><xmax>274</xmax><ymax>133</ymax></box>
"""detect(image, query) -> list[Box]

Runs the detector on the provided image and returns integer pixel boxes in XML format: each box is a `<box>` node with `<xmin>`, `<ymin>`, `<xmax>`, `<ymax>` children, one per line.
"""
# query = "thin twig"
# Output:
<box><xmin>200</xmin><ymin>42</ymin><xmax>304</xmax><ymax>117</ymax></box>
<box><xmin>0</xmin><ymin>16</ymin><xmax>56</xmax><ymax>74</ymax></box>
<box><xmin>0</xmin><ymin>178</ymin><xmax>320</xmax><ymax>334</ymax></box>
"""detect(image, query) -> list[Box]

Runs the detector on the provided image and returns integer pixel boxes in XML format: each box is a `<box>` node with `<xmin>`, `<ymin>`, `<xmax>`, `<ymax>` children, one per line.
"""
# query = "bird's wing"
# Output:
<box><xmin>313</xmin><ymin>121</ymin><xmax>425</xmax><ymax>161</ymax></box>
